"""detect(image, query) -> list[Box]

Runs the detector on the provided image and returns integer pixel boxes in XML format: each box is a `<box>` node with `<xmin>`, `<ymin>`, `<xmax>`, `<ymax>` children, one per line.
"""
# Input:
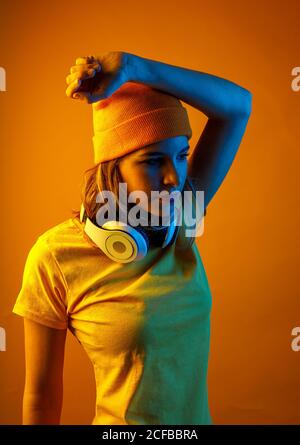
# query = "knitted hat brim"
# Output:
<box><xmin>93</xmin><ymin>106</ymin><xmax>192</xmax><ymax>164</ymax></box>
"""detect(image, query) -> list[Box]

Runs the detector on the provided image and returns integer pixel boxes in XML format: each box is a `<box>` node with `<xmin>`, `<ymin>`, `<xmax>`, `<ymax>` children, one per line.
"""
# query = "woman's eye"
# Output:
<box><xmin>179</xmin><ymin>153</ymin><xmax>189</xmax><ymax>160</ymax></box>
<box><xmin>143</xmin><ymin>154</ymin><xmax>189</xmax><ymax>165</ymax></box>
<box><xmin>143</xmin><ymin>159</ymin><xmax>161</xmax><ymax>165</ymax></box>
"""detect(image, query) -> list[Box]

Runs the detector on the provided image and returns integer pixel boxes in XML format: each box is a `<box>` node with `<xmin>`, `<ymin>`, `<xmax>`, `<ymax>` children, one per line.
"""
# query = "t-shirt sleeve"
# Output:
<box><xmin>12</xmin><ymin>239</ymin><xmax>69</xmax><ymax>330</ymax></box>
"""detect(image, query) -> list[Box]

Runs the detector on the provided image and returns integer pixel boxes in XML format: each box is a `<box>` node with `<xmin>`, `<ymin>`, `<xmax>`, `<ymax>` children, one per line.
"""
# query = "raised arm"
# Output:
<box><xmin>66</xmin><ymin>51</ymin><xmax>252</xmax><ymax>210</ymax></box>
<box><xmin>22</xmin><ymin>318</ymin><xmax>67</xmax><ymax>424</ymax></box>
<box><xmin>124</xmin><ymin>53</ymin><xmax>252</xmax><ymax>210</ymax></box>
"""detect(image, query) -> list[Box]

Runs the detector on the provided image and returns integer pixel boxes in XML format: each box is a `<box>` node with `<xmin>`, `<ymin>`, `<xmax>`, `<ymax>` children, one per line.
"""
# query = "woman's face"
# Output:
<box><xmin>118</xmin><ymin>135</ymin><xmax>190</xmax><ymax>216</ymax></box>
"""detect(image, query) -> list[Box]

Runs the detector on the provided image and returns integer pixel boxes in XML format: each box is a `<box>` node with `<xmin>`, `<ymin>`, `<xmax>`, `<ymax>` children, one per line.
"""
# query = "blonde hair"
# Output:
<box><xmin>71</xmin><ymin>158</ymin><xmax>122</xmax><ymax>222</ymax></box>
<box><xmin>71</xmin><ymin>160</ymin><xmax>198</xmax><ymax>251</ymax></box>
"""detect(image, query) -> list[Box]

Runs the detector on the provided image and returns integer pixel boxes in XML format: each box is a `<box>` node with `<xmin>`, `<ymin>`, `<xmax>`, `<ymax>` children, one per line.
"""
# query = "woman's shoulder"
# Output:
<box><xmin>37</xmin><ymin>216</ymin><xmax>82</xmax><ymax>243</ymax></box>
<box><xmin>27</xmin><ymin>217</ymin><xmax>85</xmax><ymax>264</ymax></box>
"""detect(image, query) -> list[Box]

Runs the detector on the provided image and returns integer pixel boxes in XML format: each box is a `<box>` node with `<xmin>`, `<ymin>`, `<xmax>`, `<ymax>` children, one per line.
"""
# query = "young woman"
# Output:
<box><xmin>12</xmin><ymin>51</ymin><xmax>252</xmax><ymax>425</ymax></box>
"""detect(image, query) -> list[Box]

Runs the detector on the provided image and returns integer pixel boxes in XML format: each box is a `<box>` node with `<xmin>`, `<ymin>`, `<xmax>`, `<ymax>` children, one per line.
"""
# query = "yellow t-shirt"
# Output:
<box><xmin>12</xmin><ymin>203</ymin><xmax>213</xmax><ymax>425</ymax></box>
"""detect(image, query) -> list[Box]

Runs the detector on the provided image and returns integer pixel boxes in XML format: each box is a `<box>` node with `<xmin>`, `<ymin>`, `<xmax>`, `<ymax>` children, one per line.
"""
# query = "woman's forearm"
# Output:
<box><xmin>125</xmin><ymin>52</ymin><xmax>252</xmax><ymax>120</ymax></box>
<box><xmin>23</xmin><ymin>391</ymin><xmax>63</xmax><ymax>424</ymax></box>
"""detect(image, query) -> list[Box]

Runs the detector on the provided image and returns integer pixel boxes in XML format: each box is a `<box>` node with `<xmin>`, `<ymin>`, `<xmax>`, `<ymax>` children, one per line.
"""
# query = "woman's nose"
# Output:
<box><xmin>162</xmin><ymin>163</ymin><xmax>180</xmax><ymax>188</ymax></box>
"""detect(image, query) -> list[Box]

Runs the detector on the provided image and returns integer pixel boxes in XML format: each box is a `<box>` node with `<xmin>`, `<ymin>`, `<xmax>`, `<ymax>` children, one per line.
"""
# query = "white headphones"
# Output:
<box><xmin>79</xmin><ymin>202</ymin><xmax>181</xmax><ymax>263</ymax></box>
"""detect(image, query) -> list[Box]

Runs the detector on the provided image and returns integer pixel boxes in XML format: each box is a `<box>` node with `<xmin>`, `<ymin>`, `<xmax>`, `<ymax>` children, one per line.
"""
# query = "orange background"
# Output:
<box><xmin>0</xmin><ymin>0</ymin><xmax>299</xmax><ymax>425</ymax></box>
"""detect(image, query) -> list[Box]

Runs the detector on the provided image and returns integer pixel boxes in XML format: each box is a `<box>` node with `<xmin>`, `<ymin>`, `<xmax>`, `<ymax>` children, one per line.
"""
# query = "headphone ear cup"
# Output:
<box><xmin>100</xmin><ymin>220</ymin><xmax>149</xmax><ymax>262</ymax></box>
<box><xmin>104</xmin><ymin>230</ymin><xmax>139</xmax><ymax>263</ymax></box>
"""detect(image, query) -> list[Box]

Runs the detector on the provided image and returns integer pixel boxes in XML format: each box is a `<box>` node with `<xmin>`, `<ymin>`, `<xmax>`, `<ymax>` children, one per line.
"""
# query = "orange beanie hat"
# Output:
<box><xmin>92</xmin><ymin>81</ymin><xmax>192</xmax><ymax>164</ymax></box>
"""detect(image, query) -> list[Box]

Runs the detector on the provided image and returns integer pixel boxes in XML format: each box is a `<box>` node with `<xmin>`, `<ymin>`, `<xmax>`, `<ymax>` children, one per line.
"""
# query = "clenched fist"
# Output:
<box><xmin>65</xmin><ymin>51</ymin><xmax>129</xmax><ymax>104</ymax></box>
